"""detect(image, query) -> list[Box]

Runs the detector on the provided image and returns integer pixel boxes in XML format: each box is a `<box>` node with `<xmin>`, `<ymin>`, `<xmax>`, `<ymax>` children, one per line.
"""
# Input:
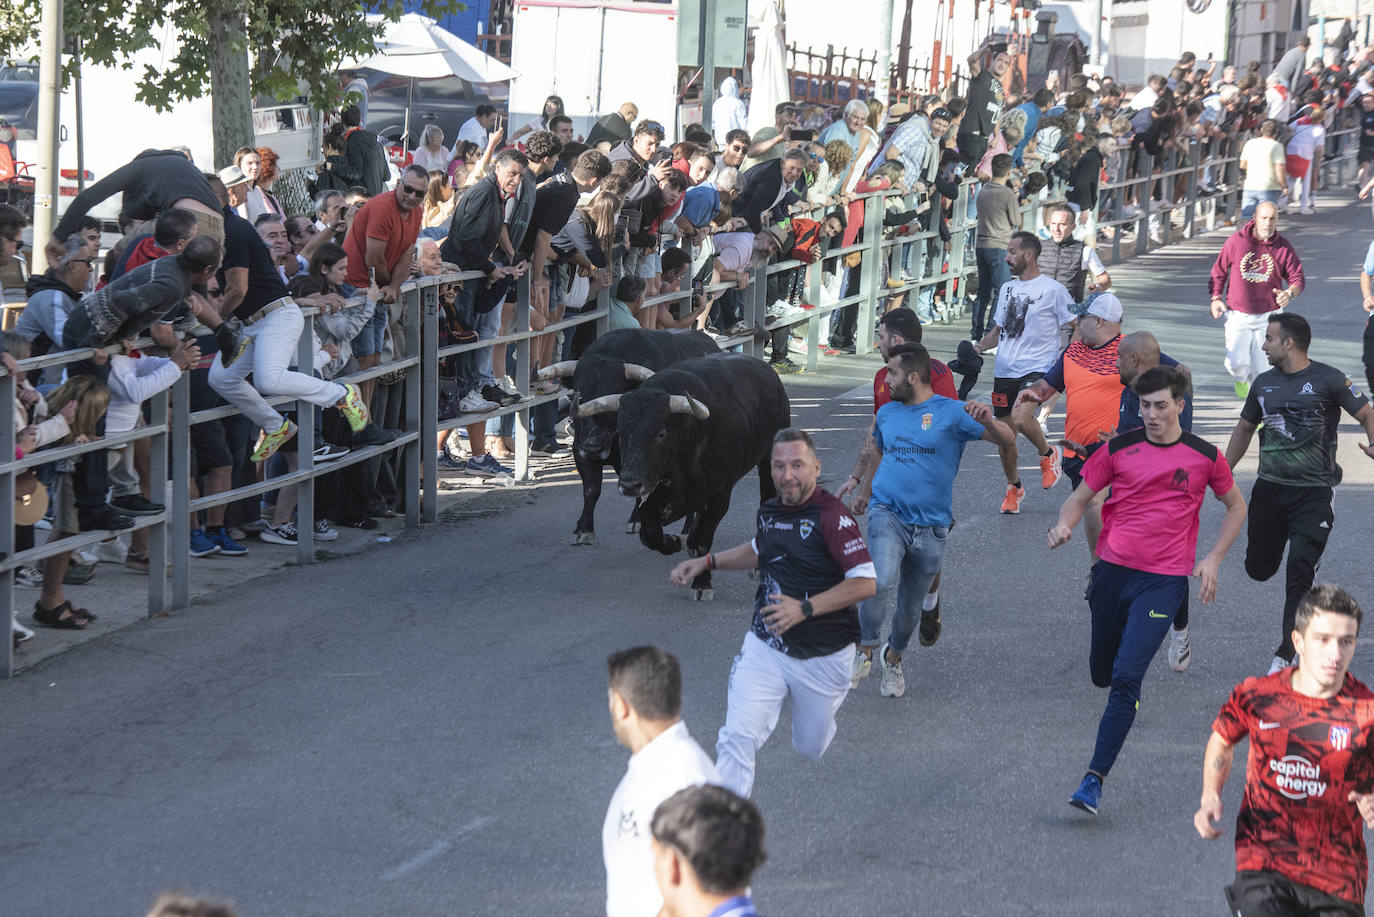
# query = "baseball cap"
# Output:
<box><xmin>1075</xmin><ymin>290</ymin><xmax>1123</xmax><ymax>322</ymax></box>
<box><xmin>217</xmin><ymin>165</ymin><xmax>249</xmax><ymax>188</ymax></box>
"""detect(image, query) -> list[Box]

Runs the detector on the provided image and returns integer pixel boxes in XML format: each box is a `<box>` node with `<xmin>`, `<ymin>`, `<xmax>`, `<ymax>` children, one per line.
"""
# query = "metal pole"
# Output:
<box><xmin>1091</xmin><ymin>0</ymin><xmax>1104</xmax><ymax>65</ymax></box>
<box><xmin>876</xmin><ymin>0</ymin><xmax>895</xmax><ymax>107</ymax></box>
<box><xmin>74</xmin><ymin>38</ymin><xmax>85</xmax><ymax>192</ymax></box>
<box><xmin>32</xmin><ymin>0</ymin><xmax>63</xmax><ymax>273</ymax></box>
<box><xmin>701</xmin><ymin>0</ymin><xmax>716</xmax><ymax>133</ymax></box>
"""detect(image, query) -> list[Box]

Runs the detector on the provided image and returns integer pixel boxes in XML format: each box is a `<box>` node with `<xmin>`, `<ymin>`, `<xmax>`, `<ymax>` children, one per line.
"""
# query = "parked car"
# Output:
<box><xmin>0</xmin><ymin>81</ymin><xmax>38</xmax><ymax>138</ymax></box>
<box><xmin>0</xmin><ymin>63</ymin><xmax>39</xmax><ymax>82</ymax></box>
<box><xmin>349</xmin><ymin>68</ymin><xmax>506</xmax><ymax>150</ymax></box>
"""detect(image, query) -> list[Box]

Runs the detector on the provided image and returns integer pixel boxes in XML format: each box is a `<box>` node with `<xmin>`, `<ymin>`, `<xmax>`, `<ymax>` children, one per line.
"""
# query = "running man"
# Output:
<box><xmin>1196</xmin><ymin>585</ymin><xmax>1374</xmax><ymax>917</ymax></box>
<box><xmin>973</xmin><ymin>231</ymin><xmax>1076</xmax><ymax>514</ymax></box>
<box><xmin>836</xmin><ymin>307</ymin><xmax>956</xmax><ymax>634</ymax></box>
<box><xmin>1208</xmin><ymin>199</ymin><xmax>1304</xmax><ymax>399</ymax></box>
<box><xmin>1049</xmin><ymin>365</ymin><xmax>1246</xmax><ymax>815</ymax></box>
<box><xmin>1224</xmin><ymin>313</ymin><xmax>1374</xmax><ymax>675</ymax></box>
<box><xmin>670</xmin><ymin>428</ymin><xmax>876</xmax><ymax>798</ymax></box>
<box><xmin>849</xmin><ymin>343</ymin><xmax>1013</xmax><ymax>697</ymax></box>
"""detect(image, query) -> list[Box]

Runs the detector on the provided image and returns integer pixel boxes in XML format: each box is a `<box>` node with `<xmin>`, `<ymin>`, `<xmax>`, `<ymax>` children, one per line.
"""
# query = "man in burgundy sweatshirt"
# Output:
<box><xmin>1208</xmin><ymin>201</ymin><xmax>1305</xmax><ymax>398</ymax></box>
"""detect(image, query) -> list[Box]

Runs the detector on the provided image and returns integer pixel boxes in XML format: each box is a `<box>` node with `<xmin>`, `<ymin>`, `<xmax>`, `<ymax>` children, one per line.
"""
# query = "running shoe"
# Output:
<box><xmin>1168</xmin><ymin>627</ymin><xmax>1191</xmax><ymax>672</ymax></box>
<box><xmin>210</xmin><ymin>528</ymin><xmax>249</xmax><ymax>556</ymax></box>
<box><xmin>314</xmin><ymin>443</ymin><xmax>351</xmax><ymax>463</ymax></box>
<box><xmin>466</xmin><ymin>453</ymin><xmax>513</xmax><ymax>478</ymax></box>
<box><xmin>260</xmin><ymin>522</ymin><xmax>299</xmax><ymax>546</ymax></box>
<box><xmin>111</xmin><ymin>494</ymin><xmax>165</xmax><ymax>516</ymax></box>
<box><xmin>851</xmin><ymin>648</ymin><xmax>873</xmax><ymax>688</ymax></box>
<box><xmin>189</xmin><ymin>528</ymin><xmax>221</xmax><ymax>557</ymax></box>
<box><xmin>12</xmin><ymin>615</ymin><xmax>33</xmax><ymax>644</ymax></box>
<box><xmin>878</xmin><ymin>644</ymin><xmax>905</xmax><ymax>698</ymax></box>
<box><xmin>13</xmin><ymin>565</ymin><xmax>42</xmax><ymax>587</ymax></box>
<box><xmin>918</xmin><ymin>600</ymin><xmax>942</xmax><ymax>647</ymax></box>
<box><xmin>436</xmin><ymin>451</ymin><xmax>467</xmax><ymax>472</ymax></box>
<box><xmin>1069</xmin><ymin>773</ymin><xmax>1102</xmax><ymax>815</ymax></box>
<box><xmin>1234</xmin><ymin>380</ymin><xmax>1250</xmax><ymax>400</ymax></box>
<box><xmin>458</xmin><ymin>391</ymin><xmax>501</xmax><ymax>413</ymax></box>
<box><xmin>1268</xmin><ymin>655</ymin><xmax>1293</xmax><ymax>675</ymax></box>
<box><xmin>313</xmin><ymin>519</ymin><xmax>340</xmax><ymax>542</ymax></box>
<box><xmin>251</xmin><ymin>419</ymin><xmax>298</xmax><ymax>462</ymax></box>
<box><xmin>999</xmin><ymin>483</ymin><xmax>1025</xmax><ymax>514</ymax></box>
<box><xmin>770</xmin><ymin>358</ymin><xmax>802</xmax><ymax>374</ymax></box>
<box><xmin>530</xmin><ymin>440</ymin><xmax>570</xmax><ymax>457</ymax></box>
<box><xmin>336</xmin><ymin>382</ymin><xmax>370</xmax><ymax>432</ymax></box>
<box><xmin>1040</xmin><ymin>444</ymin><xmax>1063</xmax><ymax>489</ymax></box>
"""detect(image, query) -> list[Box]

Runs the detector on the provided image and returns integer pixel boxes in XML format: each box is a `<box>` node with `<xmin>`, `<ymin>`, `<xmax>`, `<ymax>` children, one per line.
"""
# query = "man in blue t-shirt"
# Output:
<box><xmin>1116</xmin><ymin>330</ymin><xmax>1194</xmax><ymax>435</ymax></box>
<box><xmin>850</xmin><ymin>343</ymin><xmax>1014</xmax><ymax>698</ymax></box>
<box><xmin>1360</xmin><ymin>239</ymin><xmax>1374</xmax><ymax>396</ymax></box>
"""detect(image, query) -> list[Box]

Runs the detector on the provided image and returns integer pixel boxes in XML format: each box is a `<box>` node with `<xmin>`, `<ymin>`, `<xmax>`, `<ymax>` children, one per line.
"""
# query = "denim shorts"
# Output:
<box><xmin>351</xmin><ymin>300</ymin><xmax>388</xmax><ymax>357</ymax></box>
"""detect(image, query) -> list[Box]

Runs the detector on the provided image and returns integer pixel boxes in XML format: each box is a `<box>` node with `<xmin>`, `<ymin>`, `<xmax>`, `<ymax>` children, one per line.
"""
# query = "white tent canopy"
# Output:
<box><xmin>339</xmin><ymin>12</ymin><xmax>518</xmax><ymax>82</ymax></box>
<box><xmin>747</xmin><ymin>0</ymin><xmax>789</xmax><ymax>135</ymax></box>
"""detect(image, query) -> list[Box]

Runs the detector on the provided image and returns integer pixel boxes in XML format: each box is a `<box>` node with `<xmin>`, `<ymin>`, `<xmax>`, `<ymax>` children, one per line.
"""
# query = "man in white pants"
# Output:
<box><xmin>670</xmin><ymin>428</ymin><xmax>876</xmax><ymax>797</ymax></box>
<box><xmin>208</xmin><ymin>177</ymin><xmax>372</xmax><ymax>460</ymax></box>
<box><xmin>1207</xmin><ymin>200</ymin><xmax>1305</xmax><ymax>399</ymax></box>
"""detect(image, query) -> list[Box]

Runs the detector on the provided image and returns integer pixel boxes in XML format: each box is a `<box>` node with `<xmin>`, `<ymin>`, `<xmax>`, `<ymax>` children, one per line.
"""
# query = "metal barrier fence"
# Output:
<box><xmin>0</xmin><ymin>114</ymin><xmax>1360</xmax><ymax>677</ymax></box>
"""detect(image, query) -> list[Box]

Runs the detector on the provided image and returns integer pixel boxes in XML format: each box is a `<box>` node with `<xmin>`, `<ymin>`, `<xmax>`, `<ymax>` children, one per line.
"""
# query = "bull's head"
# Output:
<box><xmin>611</xmin><ymin>389</ymin><xmax>710</xmax><ymax>498</ymax></box>
<box><xmin>567</xmin><ymin>359</ymin><xmax>658</xmax><ymax>460</ymax></box>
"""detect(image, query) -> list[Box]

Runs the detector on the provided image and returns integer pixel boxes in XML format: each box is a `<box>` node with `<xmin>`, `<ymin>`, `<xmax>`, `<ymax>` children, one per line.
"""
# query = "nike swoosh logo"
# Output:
<box><xmin>1148</xmin><ymin>610</ymin><xmax>1167</xmax><ymax>619</ymax></box>
<box><xmin>1259</xmin><ymin>721</ymin><xmax>1281</xmax><ymax>730</ymax></box>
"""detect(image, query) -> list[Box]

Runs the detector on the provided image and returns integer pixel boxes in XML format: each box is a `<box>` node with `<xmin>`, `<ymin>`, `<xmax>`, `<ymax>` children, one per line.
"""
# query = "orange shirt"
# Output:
<box><xmin>1048</xmin><ymin>335</ymin><xmax>1123</xmax><ymax>457</ymax></box>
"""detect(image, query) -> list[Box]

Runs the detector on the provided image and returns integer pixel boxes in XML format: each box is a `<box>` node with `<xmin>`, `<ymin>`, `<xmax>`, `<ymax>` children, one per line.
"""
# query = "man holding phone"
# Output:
<box><xmin>458</xmin><ymin>104</ymin><xmax>502</xmax><ymax>150</ymax></box>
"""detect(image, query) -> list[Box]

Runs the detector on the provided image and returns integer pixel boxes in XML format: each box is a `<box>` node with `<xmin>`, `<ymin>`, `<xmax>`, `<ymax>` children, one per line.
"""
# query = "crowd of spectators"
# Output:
<box><xmin>4</xmin><ymin>29</ymin><xmax>1371</xmax><ymax>648</ymax></box>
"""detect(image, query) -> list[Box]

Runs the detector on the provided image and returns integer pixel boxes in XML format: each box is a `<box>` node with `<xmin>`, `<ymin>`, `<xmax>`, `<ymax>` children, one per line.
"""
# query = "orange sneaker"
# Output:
<box><xmin>251</xmin><ymin>420</ymin><xmax>297</xmax><ymax>462</ymax></box>
<box><xmin>336</xmin><ymin>382</ymin><xmax>370</xmax><ymax>432</ymax></box>
<box><xmin>1040</xmin><ymin>444</ymin><xmax>1064</xmax><ymax>489</ymax></box>
<box><xmin>1000</xmin><ymin>483</ymin><xmax>1025</xmax><ymax>514</ymax></box>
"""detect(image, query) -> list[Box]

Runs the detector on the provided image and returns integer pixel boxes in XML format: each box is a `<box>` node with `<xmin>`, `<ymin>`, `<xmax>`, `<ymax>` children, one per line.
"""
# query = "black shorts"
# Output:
<box><xmin>957</xmin><ymin>132</ymin><xmax>988</xmax><ymax>168</ymax></box>
<box><xmin>990</xmin><ymin>373</ymin><xmax>1044</xmax><ymax>418</ymax></box>
<box><xmin>1225</xmin><ymin>869</ymin><xmax>1363</xmax><ymax>917</ymax></box>
<box><xmin>1061</xmin><ymin>441</ymin><xmax>1102</xmax><ymax>489</ymax></box>
<box><xmin>189</xmin><ymin>416</ymin><xmax>232</xmax><ymax>475</ymax></box>
<box><xmin>1359</xmin><ymin>146</ymin><xmax>1374</xmax><ymax>165</ymax></box>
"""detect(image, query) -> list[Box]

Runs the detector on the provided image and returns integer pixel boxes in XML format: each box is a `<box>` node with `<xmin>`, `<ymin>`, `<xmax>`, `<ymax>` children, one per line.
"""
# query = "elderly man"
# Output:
<box><xmin>733</xmin><ymin>149</ymin><xmax>808</xmax><ymax>234</ymax></box>
<box><xmin>1208</xmin><ymin>200</ymin><xmax>1305</xmax><ymax>398</ymax></box>
<box><xmin>819</xmin><ymin>99</ymin><xmax>871</xmax><ymax>156</ymax></box>
<box><xmin>586</xmin><ymin>101</ymin><xmax>639</xmax><ymax>149</ymax></box>
<box><xmin>706</xmin><ymin>227</ymin><xmax>783</xmax><ymax>336</ymax></box>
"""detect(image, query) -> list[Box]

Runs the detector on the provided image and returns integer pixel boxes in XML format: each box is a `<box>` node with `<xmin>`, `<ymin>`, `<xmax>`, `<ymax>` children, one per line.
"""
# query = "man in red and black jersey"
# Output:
<box><xmin>670</xmin><ymin>428</ymin><xmax>876</xmax><ymax>798</ymax></box>
<box><xmin>1196</xmin><ymin>585</ymin><xmax>1374</xmax><ymax>916</ymax></box>
<box><xmin>836</xmin><ymin>308</ymin><xmax>954</xmax><ymax>643</ymax></box>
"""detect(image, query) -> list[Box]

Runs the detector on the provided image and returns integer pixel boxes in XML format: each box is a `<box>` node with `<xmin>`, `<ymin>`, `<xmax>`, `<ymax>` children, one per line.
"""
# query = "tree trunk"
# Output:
<box><xmin>208</xmin><ymin>7</ymin><xmax>254</xmax><ymax>170</ymax></box>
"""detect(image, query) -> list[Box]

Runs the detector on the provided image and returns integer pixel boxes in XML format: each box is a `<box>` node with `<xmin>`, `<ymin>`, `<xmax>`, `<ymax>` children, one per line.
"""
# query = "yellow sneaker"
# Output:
<box><xmin>251</xmin><ymin>420</ymin><xmax>297</xmax><ymax>462</ymax></box>
<box><xmin>336</xmin><ymin>382</ymin><xmax>369</xmax><ymax>432</ymax></box>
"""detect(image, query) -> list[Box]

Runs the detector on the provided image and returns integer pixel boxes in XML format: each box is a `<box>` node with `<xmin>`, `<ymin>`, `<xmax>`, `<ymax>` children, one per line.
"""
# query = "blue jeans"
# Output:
<box><xmin>858</xmin><ymin>502</ymin><xmax>948</xmax><ymax>654</ymax></box>
<box><xmin>1085</xmin><ymin>560</ymin><xmax>1188</xmax><ymax>777</ymax></box>
<box><xmin>973</xmin><ymin>247</ymin><xmax>1009</xmax><ymax>339</ymax></box>
<box><xmin>1240</xmin><ymin>189</ymin><xmax>1280</xmax><ymax>219</ymax></box>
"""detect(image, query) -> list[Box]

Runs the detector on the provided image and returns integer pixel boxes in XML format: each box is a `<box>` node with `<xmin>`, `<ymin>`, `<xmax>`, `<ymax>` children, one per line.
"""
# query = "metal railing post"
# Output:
<box><xmin>421</xmin><ymin>277</ymin><xmax>439</xmax><ymax>524</ymax></box>
<box><xmin>295</xmin><ymin>312</ymin><xmax>316</xmax><ymax>564</ymax></box>
<box><xmin>805</xmin><ymin>255</ymin><xmax>822</xmax><ymax>371</ymax></box>
<box><xmin>147</xmin><ymin>388</ymin><xmax>168</xmax><ymax>616</ymax></box>
<box><xmin>1</xmin><ymin>370</ymin><xmax>14</xmax><ymax>679</ymax></box>
<box><xmin>1186</xmin><ymin>140</ymin><xmax>1200</xmax><ymax>239</ymax></box>
<box><xmin>858</xmin><ymin>192</ymin><xmax>883</xmax><ymax>354</ymax></box>
<box><xmin>170</xmin><ymin>373</ymin><xmax>190</xmax><ymax>609</ymax></box>
<box><xmin>514</xmin><ymin>272</ymin><xmax>532</xmax><ymax>482</ymax></box>
<box><xmin>748</xmin><ymin>262</ymin><xmax>766</xmax><ymax>359</ymax></box>
<box><xmin>404</xmin><ymin>284</ymin><xmax>425</xmax><ymax>528</ymax></box>
<box><xmin>1136</xmin><ymin>156</ymin><xmax>1151</xmax><ymax>256</ymax></box>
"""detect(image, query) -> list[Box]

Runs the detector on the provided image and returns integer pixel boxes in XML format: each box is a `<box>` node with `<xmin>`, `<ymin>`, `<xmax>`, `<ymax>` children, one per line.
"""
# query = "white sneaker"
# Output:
<box><xmin>878</xmin><ymin>643</ymin><xmax>905</xmax><ymax>698</ymax></box>
<box><xmin>766</xmin><ymin>299</ymin><xmax>790</xmax><ymax>319</ymax></box>
<box><xmin>74</xmin><ymin>548</ymin><xmax>99</xmax><ymax>567</ymax></box>
<box><xmin>1267</xmin><ymin>655</ymin><xmax>1293</xmax><ymax>675</ymax></box>
<box><xmin>313</xmin><ymin>519</ymin><xmax>339</xmax><ymax>542</ymax></box>
<box><xmin>1300</xmin><ymin>205</ymin><xmax>1315</xmax><ymax>215</ymax></box>
<box><xmin>1168</xmin><ymin>627</ymin><xmax>1191</xmax><ymax>672</ymax></box>
<box><xmin>851</xmin><ymin>648</ymin><xmax>873</xmax><ymax>688</ymax></box>
<box><xmin>497</xmin><ymin>375</ymin><xmax>521</xmax><ymax>398</ymax></box>
<box><xmin>93</xmin><ymin>538</ymin><xmax>129</xmax><ymax>564</ymax></box>
<box><xmin>12</xmin><ymin>615</ymin><xmax>34</xmax><ymax>643</ymax></box>
<box><xmin>458</xmin><ymin>391</ymin><xmax>500</xmax><ymax>413</ymax></box>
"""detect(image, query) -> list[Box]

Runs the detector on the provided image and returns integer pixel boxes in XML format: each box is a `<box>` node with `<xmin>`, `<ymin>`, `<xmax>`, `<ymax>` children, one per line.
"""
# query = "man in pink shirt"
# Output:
<box><xmin>1048</xmin><ymin>365</ymin><xmax>1247</xmax><ymax>816</ymax></box>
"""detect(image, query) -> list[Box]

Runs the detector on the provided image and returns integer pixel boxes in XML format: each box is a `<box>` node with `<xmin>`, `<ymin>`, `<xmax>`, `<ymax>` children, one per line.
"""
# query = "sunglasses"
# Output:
<box><xmin>400</xmin><ymin>184</ymin><xmax>426</xmax><ymax>197</ymax></box>
<box><xmin>640</xmin><ymin>121</ymin><xmax>665</xmax><ymax>135</ymax></box>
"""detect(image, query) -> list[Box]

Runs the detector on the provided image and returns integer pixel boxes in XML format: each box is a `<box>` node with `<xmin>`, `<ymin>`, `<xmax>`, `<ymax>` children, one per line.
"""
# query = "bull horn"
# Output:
<box><xmin>538</xmin><ymin>361</ymin><xmax>579</xmax><ymax>380</ymax></box>
<box><xmin>576</xmin><ymin>393</ymin><xmax>624</xmax><ymax>417</ymax></box>
<box><xmin>668</xmin><ymin>394</ymin><xmax>711</xmax><ymax>420</ymax></box>
<box><xmin>622</xmin><ymin>363</ymin><xmax>655</xmax><ymax>382</ymax></box>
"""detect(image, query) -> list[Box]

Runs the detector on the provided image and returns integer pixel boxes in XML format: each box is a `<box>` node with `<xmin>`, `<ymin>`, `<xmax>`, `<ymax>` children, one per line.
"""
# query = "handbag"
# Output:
<box><xmin>563</xmin><ymin>272</ymin><xmax>590</xmax><ymax>312</ymax></box>
<box><xmin>14</xmin><ymin>470</ymin><xmax>48</xmax><ymax>526</ymax></box>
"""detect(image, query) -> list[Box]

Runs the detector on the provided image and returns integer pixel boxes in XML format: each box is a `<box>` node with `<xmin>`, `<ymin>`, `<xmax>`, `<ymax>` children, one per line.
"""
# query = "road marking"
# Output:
<box><xmin>380</xmin><ymin>815</ymin><xmax>495</xmax><ymax>880</ymax></box>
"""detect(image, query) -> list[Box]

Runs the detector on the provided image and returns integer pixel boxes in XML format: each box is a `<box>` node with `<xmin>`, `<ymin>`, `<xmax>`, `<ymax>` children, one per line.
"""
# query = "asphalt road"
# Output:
<box><xmin>5</xmin><ymin>197</ymin><xmax>1374</xmax><ymax>917</ymax></box>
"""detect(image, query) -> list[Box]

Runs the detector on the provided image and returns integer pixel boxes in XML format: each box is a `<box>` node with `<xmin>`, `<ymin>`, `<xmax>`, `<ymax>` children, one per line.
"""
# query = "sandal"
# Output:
<box><xmin>32</xmin><ymin>600</ymin><xmax>92</xmax><ymax>629</ymax></box>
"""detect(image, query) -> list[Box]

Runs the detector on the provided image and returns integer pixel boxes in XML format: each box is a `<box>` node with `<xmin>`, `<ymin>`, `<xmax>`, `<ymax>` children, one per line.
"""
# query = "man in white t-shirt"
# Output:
<box><xmin>1239</xmin><ymin>119</ymin><xmax>1288</xmax><ymax>219</ymax></box>
<box><xmin>603</xmin><ymin>647</ymin><xmax>719</xmax><ymax>917</ymax></box>
<box><xmin>973</xmin><ymin>231</ymin><xmax>1076</xmax><ymax>514</ymax></box>
<box><xmin>1285</xmin><ymin>110</ymin><xmax>1326</xmax><ymax>214</ymax></box>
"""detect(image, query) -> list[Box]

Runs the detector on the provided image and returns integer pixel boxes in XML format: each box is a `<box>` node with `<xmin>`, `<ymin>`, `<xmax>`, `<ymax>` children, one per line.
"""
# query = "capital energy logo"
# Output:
<box><xmin>1269</xmin><ymin>755</ymin><xmax>1328</xmax><ymax>800</ymax></box>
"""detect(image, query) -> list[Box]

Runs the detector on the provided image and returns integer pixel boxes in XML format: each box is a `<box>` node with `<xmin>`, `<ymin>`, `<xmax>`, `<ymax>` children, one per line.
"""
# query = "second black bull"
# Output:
<box><xmin>575</xmin><ymin>352</ymin><xmax>792</xmax><ymax>600</ymax></box>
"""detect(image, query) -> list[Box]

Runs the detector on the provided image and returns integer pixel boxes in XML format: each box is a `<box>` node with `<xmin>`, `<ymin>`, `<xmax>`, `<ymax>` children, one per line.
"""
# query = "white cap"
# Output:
<box><xmin>1084</xmin><ymin>291</ymin><xmax>1123</xmax><ymax>323</ymax></box>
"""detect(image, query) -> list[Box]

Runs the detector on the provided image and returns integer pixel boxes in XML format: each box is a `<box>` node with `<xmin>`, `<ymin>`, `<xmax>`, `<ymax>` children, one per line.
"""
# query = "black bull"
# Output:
<box><xmin>576</xmin><ymin>353</ymin><xmax>792</xmax><ymax>600</ymax></box>
<box><xmin>538</xmin><ymin>329</ymin><xmax>720</xmax><ymax>546</ymax></box>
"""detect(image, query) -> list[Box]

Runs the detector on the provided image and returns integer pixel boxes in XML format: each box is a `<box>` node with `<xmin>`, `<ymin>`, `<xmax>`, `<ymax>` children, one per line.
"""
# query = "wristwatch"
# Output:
<box><xmin>801</xmin><ymin>599</ymin><xmax>814</xmax><ymax>619</ymax></box>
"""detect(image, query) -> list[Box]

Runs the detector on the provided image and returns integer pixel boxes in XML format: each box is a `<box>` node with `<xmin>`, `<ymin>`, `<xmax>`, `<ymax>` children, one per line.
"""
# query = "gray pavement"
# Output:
<box><xmin>5</xmin><ymin>196</ymin><xmax>1374</xmax><ymax>916</ymax></box>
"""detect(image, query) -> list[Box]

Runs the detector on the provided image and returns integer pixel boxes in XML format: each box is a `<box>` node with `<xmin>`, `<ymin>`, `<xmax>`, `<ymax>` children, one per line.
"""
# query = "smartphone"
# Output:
<box><xmin>368</xmin><ymin>266</ymin><xmax>376</xmax><ymax>286</ymax></box>
<box><xmin>953</xmin><ymin>162</ymin><xmax>968</xmax><ymax>178</ymax></box>
<box><xmin>791</xmin><ymin>128</ymin><xmax>814</xmax><ymax>142</ymax></box>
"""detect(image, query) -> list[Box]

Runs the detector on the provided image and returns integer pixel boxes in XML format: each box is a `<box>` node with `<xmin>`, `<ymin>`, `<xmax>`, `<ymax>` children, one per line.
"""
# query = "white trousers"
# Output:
<box><xmin>208</xmin><ymin>304</ymin><xmax>346</xmax><ymax>430</ymax></box>
<box><xmin>715</xmin><ymin>630</ymin><xmax>854</xmax><ymax>798</ymax></box>
<box><xmin>1223</xmin><ymin>309</ymin><xmax>1276</xmax><ymax>384</ymax></box>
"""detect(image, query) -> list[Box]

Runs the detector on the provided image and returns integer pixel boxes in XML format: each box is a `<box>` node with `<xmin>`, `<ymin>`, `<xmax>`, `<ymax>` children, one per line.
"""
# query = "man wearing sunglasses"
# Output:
<box><xmin>341</xmin><ymin>164</ymin><xmax>428</xmax><ymax>409</ymax></box>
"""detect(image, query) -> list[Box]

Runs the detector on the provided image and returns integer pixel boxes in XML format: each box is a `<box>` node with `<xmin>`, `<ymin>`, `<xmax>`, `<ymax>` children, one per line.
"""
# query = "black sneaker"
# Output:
<box><xmin>770</xmin><ymin>358</ymin><xmax>802</xmax><ymax>375</ymax></box>
<box><xmin>216</xmin><ymin>321</ymin><xmax>249</xmax><ymax>368</ymax></box>
<box><xmin>78</xmin><ymin>504</ymin><xmax>136</xmax><ymax>532</ymax></box>
<box><xmin>482</xmin><ymin>384</ymin><xmax>520</xmax><ymax>407</ymax></box>
<box><xmin>530</xmin><ymin>440</ymin><xmax>570</xmax><ymax>456</ymax></box>
<box><xmin>918</xmin><ymin>599</ymin><xmax>942</xmax><ymax>647</ymax></box>
<box><xmin>351</xmin><ymin>423</ymin><xmax>400</xmax><ymax>447</ymax></box>
<box><xmin>111</xmin><ymin>494</ymin><xmax>165</xmax><ymax>516</ymax></box>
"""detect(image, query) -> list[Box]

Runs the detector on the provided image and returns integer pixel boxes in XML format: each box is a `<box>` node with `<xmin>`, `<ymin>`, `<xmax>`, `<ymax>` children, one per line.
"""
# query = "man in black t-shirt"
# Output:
<box><xmin>957</xmin><ymin>48</ymin><xmax>1011</xmax><ymax>167</ymax></box>
<box><xmin>1356</xmin><ymin>93</ymin><xmax>1374</xmax><ymax>188</ymax></box>
<box><xmin>670</xmin><ymin>428</ymin><xmax>876</xmax><ymax>798</ymax></box>
<box><xmin>1225</xmin><ymin>313</ymin><xmax>1374</xmax><ymax>673</ymax></box>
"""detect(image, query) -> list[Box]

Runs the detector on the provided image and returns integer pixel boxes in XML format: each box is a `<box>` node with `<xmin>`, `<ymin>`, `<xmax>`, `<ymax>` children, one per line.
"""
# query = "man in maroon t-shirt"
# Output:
<box><xmin>837</xmin><ymin>308</ymin><xmax>955</xmax><ymax>633</ymax></box>
<box><xmin>1197</xmin><ymin>584</ymin><xmax>1374</xmax><ymax>915</ymax></box>
<box><xmin>341</xmin><ymin>163</ymin><xmax>426</xmax><ymax>406</ymax></box>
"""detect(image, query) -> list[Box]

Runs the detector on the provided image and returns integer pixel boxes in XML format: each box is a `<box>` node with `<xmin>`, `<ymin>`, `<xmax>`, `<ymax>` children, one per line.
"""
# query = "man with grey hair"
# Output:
<box><xmin>819</xmin><ymin>99</ymin><xmax>871</xmax><ymax>156</ymax></box>
<box><xmin>733</xmin><ymin>148</ymin><xmax>808</xmax><ymax>234</ymax></box>
<box><xmin>313</xmin><ymin>189</ymin><xmax>346</xmax><ymax>240</ymax></box>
